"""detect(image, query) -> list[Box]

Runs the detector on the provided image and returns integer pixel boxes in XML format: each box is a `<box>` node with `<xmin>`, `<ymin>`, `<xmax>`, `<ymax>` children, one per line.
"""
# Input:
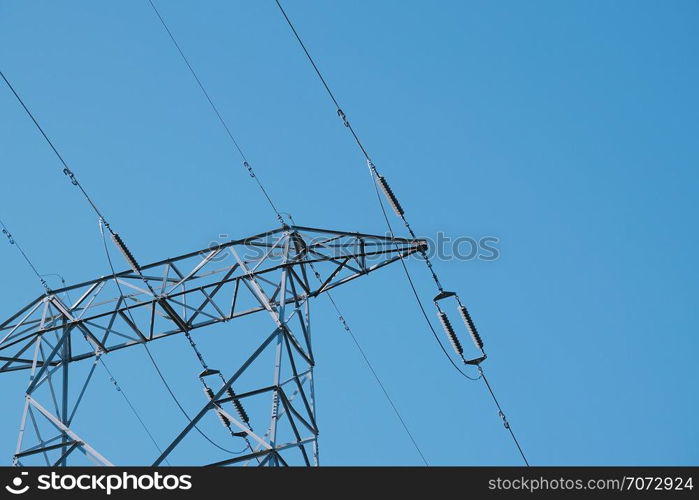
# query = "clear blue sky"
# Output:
<box><xmin>0</xmin><ymin>0</ymin><xmax>697</xmax><ymax>465</ymax></box>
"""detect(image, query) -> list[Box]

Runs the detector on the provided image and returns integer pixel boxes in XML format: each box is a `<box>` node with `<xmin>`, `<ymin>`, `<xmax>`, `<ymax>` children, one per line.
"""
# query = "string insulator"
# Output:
<box><xmin>377</xmin><ymin>176</ymin><xmax>405</xmax><ymax>216</ymax></box>
<box><xmin>437</xmin><ymin>311</ymin><xmax>463</xmax><ymax>356</ymax></box>
<box><xmin>204</xmin><ymin>387</ymin><xmax>215</xmax><ymax>401</ymax></box>
<box><xmin>459</xmin><ymin>305</ymin><xmax>484</xmax><ymax>350</ymax></box>
<box><xmin>291</xmin><ymin>231</ymin><xmax>307</xmax><ymax>256</ymax></box>
<box><xmin>216</xmin><ymin>410</ymin><xmax>231</xmax><ymax>428</ymax></box>
<box><xmin>227</xmin><ymin>388</ymin><xmax>250</xmax><ymax>423</ymax></box>
<box><xmin>203</xmin><ymin>387</ymin><xmax>231</xmax><ymax>427</ymax></box>
<box><xmin>111</xmin><ymin>232</ymin><xmax>140</xmax><ymax>272</ymax></box>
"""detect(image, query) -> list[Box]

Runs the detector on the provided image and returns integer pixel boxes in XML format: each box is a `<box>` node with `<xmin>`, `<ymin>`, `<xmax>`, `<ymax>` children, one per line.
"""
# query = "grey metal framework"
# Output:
<box><xmin>0</xmin><ymin>225</ymin><xmax>425</xmax><ymax>466</ymax></box>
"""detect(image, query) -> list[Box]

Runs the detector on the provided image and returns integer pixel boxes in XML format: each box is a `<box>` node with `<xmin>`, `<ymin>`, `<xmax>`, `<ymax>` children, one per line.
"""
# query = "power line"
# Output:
<box><xmin>145</xmin><ymin>0</ymin><xmax>436</xmax><ymax>462</ymax></box>
<box><xmin>146</xmin><ymin>0</ymin><xmax>285</xmax><ymax>225</ymax></box>
<box><xmin>141</xmin><ymin>344</ymin><xmax>247</xmax><ymax>456</ymax></box>
<box><xmin>0</xmin><ymin>217</ymin><xmax>169</xmax><ymax>463</ymax></box>
<box><xmin>0</xmin><ymin>70</ymin><xmax>112</xmax><ymax>230</ymax></box>
<box><xmin>325</xmin><ymin>291</ymin><xmax>430</xmax><ymax>465</ymax></box>
<box><xmin>368</xmin><ymin>177</ymin><xmax>482</xmax><ymax>383</ymax></box>
<box><xmin>0</xmin><ymin>217</ymin><xmax>50</xmax><ymax>293</ymax></box>
<box><xmin>273</xmin><ymin>0</ymin><xmax>480</xmax><ymax>382</ymax></box>
<box><xmin>97</xmin><ymin>219</ymin><xmax>248</xmax><ymax>457</ymax></box>
<box><xmin>1</xmin><ymin>65</ymin><xmax>251</xmax><ymax>458</ymax></box>
<box><xmin>285</xmin><ymin>213</ymin><xmax>429</xmax><ymax>465</ymax></box>
<box><xmin>273</xmin><ymin>0</ymin><xmax>530</xmax><ymax>465</ymax></box>
<box><xmin>478</xmin><ymin>366</ymin><xmax>529</xmax><ymax>465</ymax></box>
<box><xmin>97</xmin><ymin>354</ymin><xmax>171</xmax><ymax>464</ymax></box>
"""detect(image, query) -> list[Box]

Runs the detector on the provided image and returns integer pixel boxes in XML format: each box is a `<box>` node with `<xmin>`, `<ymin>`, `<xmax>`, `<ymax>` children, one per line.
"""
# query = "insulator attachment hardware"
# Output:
<box><xmin>291</xmin><ymin>231</ymin><xmax>307</xmax><ymax>256</ymax></box>
<box><xmin>458</xmin><ymin>305</ymin><xmax>484</xmax><ymax>350</ymax></box>
<box><xmin>337</xmin><ymin>108</ymin><xmax>349</xmax><ymax>127</ymax></box>
<box><xmin>243</xmin><ymin>161</ymin><xmax>255</xmax><ymax>178</ymax></box>
<box><xmin>377</xmin><ymin>176</ymin><xmax>405</xmax><ymax>216</ymax></box>
<box><xmin>111</xmin><ymin>232</ymin><xmax>140</xmax><ymax>272</ymax></box>
<box><xmin>464</xmin><ymin>354</ymin><xmax>487</xmax><ymax>366</ymax></box>
<box><xmin>433</xmin><ymin>291</ymin><xmax>456</xmax><ymax>302</ymax></box>
<box><xmin>1</xmin><ymin>228</ymin><xmax>14</xmax><ymax>244</ymax></box>
<box><xmin>437</xmin><ymin>311</ymin><xmax>463</xmax><ymax>356</ymax></box>
<box><xmin>198</xmin><ymin>368</ymin><xmax>221</xmax><ymax>378</ymax></box>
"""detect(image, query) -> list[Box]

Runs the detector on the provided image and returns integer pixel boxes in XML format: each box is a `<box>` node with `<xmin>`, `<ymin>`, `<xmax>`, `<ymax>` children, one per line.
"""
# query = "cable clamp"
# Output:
<box><xmin>1</xmin><ymin>228</ymin><xmax>14</xmax><ymax>244</ymax></box>
<box><xmin>463</xmin><ymin>354</ymin><xmax>487</xmax><ymax>365</ymax></box>
<box><xmin>243</xmin><ymin>161</ymin><xmax>255</xmax><ymax>178</ymax></box>
<box><xmin>499</xmin><ymin>410</ymin><xmax>511</xmax><ymax>429</ymax></box>
<box><xmin>337</xmin><ymin>108</ymin><xmax>349</xmax><ymax>127</ymax></box>
<box><xmin>62</xmin><ymin>167</ymin><xmax>79</xmax><ymax>185</ymax></box>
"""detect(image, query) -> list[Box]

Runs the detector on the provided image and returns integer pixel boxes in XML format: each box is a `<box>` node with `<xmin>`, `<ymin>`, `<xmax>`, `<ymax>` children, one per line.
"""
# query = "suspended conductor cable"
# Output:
<box><xmin>98</xmin><ymin>220</ymin><xmax>246</xmax><ymax>456</ymax></box>
<box><xmin>0</xmin><ymin>63</ymin><xmax>250</xmax><ymax>454</ymax></box>
<box><xmin>367</xmin><ymin>179</ymin><xmax>481</xmax><ymax>382</ymax></box>
<box><xmin>96</xmin><ymin>354</ymin><xmax>171</xmax><ymax>464</ymax></box>
<box><xmin>272</xmin><ymin>0</ymin><xmax>474</xmax><ymax>375</ymax></box>
<box><xmin>0</xmin><ymin>70</ymin><xmax>112</xmax><ymax>229</ymax></box>
<box><xmin>146</xmin><ymin>0</ymin><xmax>285</xmax><ymax>225</ymax></box>
<box><xmin>325</xmin><ymin>290</ymin><xmax>429</xmax><ymax>465</ymax></box>
<box><xmin>2</xmin><ymin>63</ymin><xmax>250</xmax><ymax>459</ymax></box>
<box><xmin>274</xmin><ymin>1</ymin><xmax>530</xmax><ymax>463</ymax></box>
<box><xmin>3</xmin><ymin>59</ymin><xmax>249</xmax><ymax>459</ymax></box>
<box><xmin>0</xmin><ymin>217</ymin><xmax>50</xmax><ymax>293</ymax></box>
<box><xmin>273</xmin><ymin>0</ymin><xmax>372</xmax><ymax>160</ymax></box>
<box><xmin>142</xmin><ymin>344</ymin><xmax>246</xmax><ymax>456</ymax></box>
<box><xmin>0</xmin><ymin>217</ymin><xmax>169</xmax><ymax>462</ymax></box>
<box><xmin>144</xmin><ymin>3</ymin><xmax>424</xmax><ymax>461</ymax></box>
<box><xmin>478</xmin><ymin>366</ymin><xmax>529</xmax><ymax>465</ymax></box>
<box><xmin>282</xmin><ymin>212</ymin><xmax>428</xmax><ymax>464</ymax></box>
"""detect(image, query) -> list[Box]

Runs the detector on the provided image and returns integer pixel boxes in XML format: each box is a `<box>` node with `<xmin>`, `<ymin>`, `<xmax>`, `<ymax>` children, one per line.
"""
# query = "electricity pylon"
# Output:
<box><xmin>0</xmin><ymin>224</ymin><xmax>425</xmax><ymax>466</ymax></box>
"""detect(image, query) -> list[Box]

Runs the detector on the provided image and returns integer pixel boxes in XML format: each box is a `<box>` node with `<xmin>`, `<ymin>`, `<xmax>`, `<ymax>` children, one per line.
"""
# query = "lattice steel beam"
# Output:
<box><xmin>2</xmin><ymin>225</ymin><xmax>426</xmax><ymax>466</ymax></box>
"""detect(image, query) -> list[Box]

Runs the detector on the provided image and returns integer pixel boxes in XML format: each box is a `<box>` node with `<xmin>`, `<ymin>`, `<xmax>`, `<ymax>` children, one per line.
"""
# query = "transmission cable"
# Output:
<box><xmin>98</xmin><ymin>220</ymin><xmax>247</xmax><ymax>456</ymax></box>
<box><xmin>285</xmin><ymin>213</ymin><xmax>429</xmax><ymax>465</ymax></box>
<box><xmin>96</xmin><ymin>354</ymin><xmax>171</xmax><ymax>464</ymax></box>
<box><xmin>144</xmin><ymin>3</ymin><xmax>434</xmax><ymax>462</ymax></box>
<box><xmin>324</xmin><ymin>291</ymin><xmax>431</xmax><ymax>465</ymax></box>
<box><xmin>273</xmin><ymin>0</ymin><xmax>529</xmax><ymax>465</ymax></box>
<box><xmin>146</xmin><ymin>0</ymin><xmax>284</xmax><ymax>226</ymax></box>
<box><xmin>1</xmin><ymin>70</ymin><xmax>112</xmax><ymax>230</ymax></box>
<box><xmin>0</xmin><ymin>218</ymin><xmax>170</xmax><ymax>463</ymax></box>
<box><xmin>0</xmin><ymin>217</ymin><xmax>51</xmax><ymax>293</ymax></box>
<box><xmin>1</xmin><ymin>67</ymin><xmax>249</xmax><ymax>458</ymax></box>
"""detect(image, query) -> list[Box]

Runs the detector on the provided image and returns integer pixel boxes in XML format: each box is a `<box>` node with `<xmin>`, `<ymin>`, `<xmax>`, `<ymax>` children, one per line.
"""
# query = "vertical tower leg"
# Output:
<box><xmin>13</xmin><ymin>297</ymin><xmax>110</xmax><ymax>466</ymax></box>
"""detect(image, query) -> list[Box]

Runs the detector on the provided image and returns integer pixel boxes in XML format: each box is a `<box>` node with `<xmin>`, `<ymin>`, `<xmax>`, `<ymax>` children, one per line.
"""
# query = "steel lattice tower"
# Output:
<box><xmin>0</xmin><ymin>224</ymin><xmax>425</xmax><ymax>466</ymax></box>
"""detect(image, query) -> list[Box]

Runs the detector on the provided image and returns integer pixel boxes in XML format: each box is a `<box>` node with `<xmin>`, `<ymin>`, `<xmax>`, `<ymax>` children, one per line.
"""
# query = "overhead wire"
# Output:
<box><xmin>145</xmin><ymin>1</ymin><xmax>434</xmax><ymax>464</ymax></box>
<box><xmin>324</xmin><ymin>291</ymin><xmax>430</xmax><ymax>465</ymax></box>
<box><xmin>0</xmin><ymin>70</ymin><xmax>112</xmax><ymax>230</ymax></box>
<box><xmin>273</xmin><ymin>0</ymin><xmax>529</xmax><ymax>465</ymax></box>
<box><xmin>1</xmin><ymin>66</ymin><xmax>248</xmax><ymax>459</ymax></box>
<box><xmin>479</xmin><ymin>366</ymin><xmax>530</xmax><ymax>466</ymax></box>
<box><xmin>284</xmin><ymin>213</ymin><xmax>429</xmax><ymax>466</ymax></box>
<box><xmin>1</xmin><ymin>2</ymin><xmax>529</xmax><ymax>466</ymax></box>
<box><xmin>97</xmin><ymin>355</ymin><xmax>171</xmax><ymax>464</ymax></box>
<box><xmin>0</xmin><ymin>218</ymin><xmax>169</xmax><ymax>463</ymax></box>
<box><xmin>146</xmin><ymin>0</ymin><xmax>284</xmax><ymax>226</ymax></box>
<box><xmin>0</xmin><ymin>217</ymin><xmax>51</xmax><ymax>293</ymax></box>
<box><xmin>98</xmin><ymin>220</ymin><xmax>247</xmax><ymax>456</ymax></box>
